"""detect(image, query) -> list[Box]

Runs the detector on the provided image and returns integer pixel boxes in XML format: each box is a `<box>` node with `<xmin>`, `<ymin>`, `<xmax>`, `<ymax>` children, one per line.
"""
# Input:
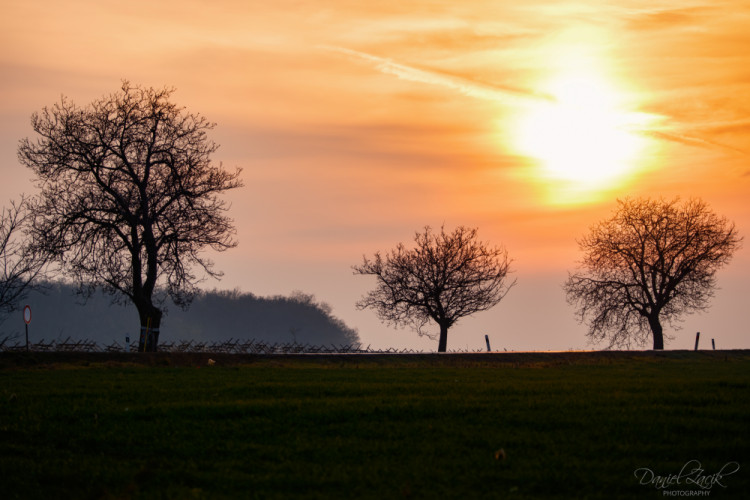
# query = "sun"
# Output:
<box><xmin>514</xmin><ymin>72</ymin><xmax>649</xmax><ymax>201</ymax></box>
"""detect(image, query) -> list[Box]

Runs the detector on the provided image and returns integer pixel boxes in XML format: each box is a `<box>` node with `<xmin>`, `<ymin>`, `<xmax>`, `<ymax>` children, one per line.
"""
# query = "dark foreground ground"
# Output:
<box><xmin>3</xmin><ymin>348</ymin><xmax>747</xmax><ymax>370</ymax></box>
<box><xmin>1</xmin><ymin>350</ymin><xmax>748</xmax><ymax>499</ymax></box>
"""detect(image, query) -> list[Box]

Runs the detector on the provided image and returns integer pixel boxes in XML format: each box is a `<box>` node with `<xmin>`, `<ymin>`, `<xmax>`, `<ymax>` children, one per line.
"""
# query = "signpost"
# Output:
<box><xmin>23</xmin><ymin>305</ymin><xmax>31</xmax><ymax>352</ymax></box>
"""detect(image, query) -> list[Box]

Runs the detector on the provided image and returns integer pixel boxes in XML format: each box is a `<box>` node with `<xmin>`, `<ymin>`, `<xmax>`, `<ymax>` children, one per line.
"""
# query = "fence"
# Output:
<box><xmin>0</xmin><ymin>337</ymin><xmax>429</xmax><ymax>354</ymax></box>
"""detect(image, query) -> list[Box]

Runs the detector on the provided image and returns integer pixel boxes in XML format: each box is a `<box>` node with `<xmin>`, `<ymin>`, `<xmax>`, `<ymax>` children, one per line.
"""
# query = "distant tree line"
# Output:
<box><xmin>1</xmin><ymin>282</ymin><xmax>358</xmax><ymax>346</ymax></box>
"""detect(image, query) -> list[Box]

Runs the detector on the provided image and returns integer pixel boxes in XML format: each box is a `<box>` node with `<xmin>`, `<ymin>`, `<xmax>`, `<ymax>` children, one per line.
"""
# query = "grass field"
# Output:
<box><xmin>1</xmin><ymin>351</ymin><xmax>748</xmax><ymax>499</ymax></box>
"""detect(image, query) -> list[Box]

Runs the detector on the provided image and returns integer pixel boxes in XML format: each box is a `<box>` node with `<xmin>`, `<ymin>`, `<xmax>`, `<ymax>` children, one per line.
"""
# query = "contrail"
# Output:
<box><xmin>321</xmin><ymin>46</ymin><xmax>555</xmax><ymax>105</ymax></box>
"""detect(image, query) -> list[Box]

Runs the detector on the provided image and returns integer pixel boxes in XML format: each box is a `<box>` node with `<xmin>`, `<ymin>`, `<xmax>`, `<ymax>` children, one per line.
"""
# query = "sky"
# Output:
<box><xmin>1</xmin><ymin>0</ymin><xmax>749</xmax><ymax>351</ymax></box>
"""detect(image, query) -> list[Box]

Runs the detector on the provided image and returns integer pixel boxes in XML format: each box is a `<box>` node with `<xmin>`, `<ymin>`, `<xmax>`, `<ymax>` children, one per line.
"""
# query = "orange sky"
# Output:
<box><xmin>1</xmin><ymin>0</ymin><xmax>748</xmax><ymax>350</ymax></box>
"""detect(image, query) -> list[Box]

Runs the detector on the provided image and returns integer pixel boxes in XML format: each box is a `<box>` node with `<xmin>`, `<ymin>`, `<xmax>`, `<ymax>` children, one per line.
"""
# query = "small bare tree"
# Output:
<box><xmin>565</xmin><ymin>197</ymin><xmax>742</xmax><ymax>350</ymax></box>
<box><xmin>18</xmin><ymin>82</ymin><xmax>243</xmax><ymax>351</ymax></box>
<box><xmin>0</xmin><ymin>197</ymin><xmax>48</xmax><ymax>324</ymax></box>
<box><xmin>354</xmin><ymin>225</ymin><xmax>515</xmax><ymax>352</ymax></box>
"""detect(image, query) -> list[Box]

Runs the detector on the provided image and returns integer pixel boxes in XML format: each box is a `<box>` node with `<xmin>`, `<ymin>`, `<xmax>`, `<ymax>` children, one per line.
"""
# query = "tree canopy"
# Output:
<box><xmin>354</xmin><ymin>225</ymin><xmax>514</xmax><ymax>352</ymax></box>
<box><xmin>565</xmin><ymin>197</ymin><xmax>742</xmax><ymax>349</ymax></box>
<box><xmin>18</xmin><ymin>82</ymin><xmax>243</xmax><ymax>351</ymax></box>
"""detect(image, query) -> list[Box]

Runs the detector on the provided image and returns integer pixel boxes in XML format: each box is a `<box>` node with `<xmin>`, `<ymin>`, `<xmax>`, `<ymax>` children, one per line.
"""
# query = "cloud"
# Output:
<box><xmin>321</xmin><ymin>46</ymin><xmax>747</xmax><ymax>157</ymax></box>
<box><xmin>635</xmin><ymin>129</ymin><xmax>747</xmax><ymax>155</ymax></box>
<box><xmin>700</xmin><ymin>119</ymin><xmax>750</xmax><ymax>137</ymax></box>
<box><xmin>321</xmin><ymin>46</ymin><xmax>554</xmax><ymax>105</ymax></box>
<box><xmin>379</xmin><ymin>26</ymin><xmax>540</xmax><ymax>53</ymax></box>
<box><xmin>624</xmin><ymin>6</ymin><xmax>715</xmax><ymax>31</ymax></box>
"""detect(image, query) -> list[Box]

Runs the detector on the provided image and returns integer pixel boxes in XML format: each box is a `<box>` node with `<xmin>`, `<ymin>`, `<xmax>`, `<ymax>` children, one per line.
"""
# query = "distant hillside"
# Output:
<box><xmin>1</xmin><ymin>283</ymin><xmax>359</xmax><ymax>346</ymax></box>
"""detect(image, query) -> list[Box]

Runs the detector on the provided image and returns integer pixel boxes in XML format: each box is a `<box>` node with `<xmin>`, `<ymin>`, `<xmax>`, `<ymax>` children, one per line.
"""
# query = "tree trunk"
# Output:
<box><xmin>437</xmin><ymin>323</ymin><xmax>449</xmax><ymax>353</ymax></box>
<box><xmin>136</xmin><ymin>303</ymin><xmax>162</xmax><ymax>352</ymax></box>
<box><xmin>648</xmin><ymin>314</ymin><xmax>664</xmax><ymax>350</ymax></box>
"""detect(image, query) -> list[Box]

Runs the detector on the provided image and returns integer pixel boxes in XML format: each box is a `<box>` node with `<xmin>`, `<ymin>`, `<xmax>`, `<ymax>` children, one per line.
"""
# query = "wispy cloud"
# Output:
<box><xmin>323</xmin><ymin>46</ymin><xmax>746</xmax><ymax>156</ymax></box>
<box><xmin>630</xmin><ymin>117</ymin><xmax>750</xmax><ymax>155</ymax></box>
<box><xmin>321</xmin><ymin>46</ymin><xmax>554</xmax><ymax>105</ymax></box>
<box><xmin>624</xmin><ymin>6</ymin><xmax>715</xmax><ymax>31</ymax></box>
<box><xmin>637</xmin><ymin>129</ymin><xmax>747</xmax><ymax>155</ymax></box>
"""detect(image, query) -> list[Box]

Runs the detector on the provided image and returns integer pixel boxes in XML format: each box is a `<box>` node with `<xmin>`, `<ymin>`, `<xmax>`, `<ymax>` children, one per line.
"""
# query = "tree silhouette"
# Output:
<box><xmin>18</xmin><ymin>82</ymin><xmax>243</xmax><ymax>351</ymax></box>
<box><xmin>565</xmin><ymin>197</ymin><xmax>742</xmax><ymax>350</ymax></box>
<box><xmin>354</xmin><ymin>225</ymin><xmax>514</xmax><ymax>352</ymax></box>
<box><xmin>0</xmin><ymin>197</ymin><xmax>48</xmax><ymax>323</ymax></box>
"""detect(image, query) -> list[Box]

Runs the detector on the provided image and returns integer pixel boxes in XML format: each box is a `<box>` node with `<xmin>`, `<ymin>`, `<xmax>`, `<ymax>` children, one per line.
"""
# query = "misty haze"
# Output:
<box><xmin>3</xmin><ymin>283</ymin><xmax>358</xmax><ymax>348</ymax></box>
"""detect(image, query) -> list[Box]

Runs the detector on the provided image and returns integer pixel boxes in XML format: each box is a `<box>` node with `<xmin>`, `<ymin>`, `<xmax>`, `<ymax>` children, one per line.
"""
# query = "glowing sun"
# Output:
<box><xmin>515</xmin><ymin>73</ymin><xmax>648</xmax><ymax>197</ymax></box>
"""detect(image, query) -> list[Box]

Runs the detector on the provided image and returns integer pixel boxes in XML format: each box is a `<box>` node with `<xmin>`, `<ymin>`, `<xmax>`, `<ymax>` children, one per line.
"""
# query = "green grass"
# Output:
<box><xmin>1</xmin><ymin>352</ymin><xmax>748</xmax><ymax>499</ymax></box>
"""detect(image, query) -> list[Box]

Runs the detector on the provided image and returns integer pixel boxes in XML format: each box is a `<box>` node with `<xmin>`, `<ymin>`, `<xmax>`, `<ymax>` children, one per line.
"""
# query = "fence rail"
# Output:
<box><xmin>0</xmin><ymin>337</ymin><xmax>430</xmax><ymax>354</ymax></box>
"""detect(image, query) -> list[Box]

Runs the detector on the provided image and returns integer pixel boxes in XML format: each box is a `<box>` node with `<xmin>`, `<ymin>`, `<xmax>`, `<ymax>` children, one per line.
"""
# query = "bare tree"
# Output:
<box><xmin>565</xmin><ymin>197</ymin><xmax>742</xmax><ymax>350</ymax></box>
<box><xmin>0</xmin><ymin>197</ymin><xmax>48</xmax><ymax>323</ymax></box>
<box><xmin>18</xmin><ymin>82</ymin><xmax>243</xmax><ymax>351</ymax></box>
<box><xmin>354</xmin><ymin>225</ymin><xmax>515</xmax><ymax>352</ymax></box>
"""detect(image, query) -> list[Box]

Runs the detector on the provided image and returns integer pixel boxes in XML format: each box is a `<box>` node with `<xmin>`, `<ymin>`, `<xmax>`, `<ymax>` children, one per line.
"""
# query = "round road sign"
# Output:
<box><xmin>23</xmin><ymin>305</ymin><xmax>31</xmax><ymax>325</ymax></box>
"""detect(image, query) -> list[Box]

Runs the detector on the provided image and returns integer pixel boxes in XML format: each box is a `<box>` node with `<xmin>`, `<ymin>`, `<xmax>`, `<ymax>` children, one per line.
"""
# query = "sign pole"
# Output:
<box><xmin>23</xmin><ymin>305</ymin><xmax>32</xmax><ymax>352</ymax></box>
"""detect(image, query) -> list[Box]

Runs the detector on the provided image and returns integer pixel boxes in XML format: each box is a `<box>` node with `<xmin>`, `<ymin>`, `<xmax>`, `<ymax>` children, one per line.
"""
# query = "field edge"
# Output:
<box><xmin>2</xmin><ymin>349</ymin><xmax>749</xmax><ymax>370</ymax></box>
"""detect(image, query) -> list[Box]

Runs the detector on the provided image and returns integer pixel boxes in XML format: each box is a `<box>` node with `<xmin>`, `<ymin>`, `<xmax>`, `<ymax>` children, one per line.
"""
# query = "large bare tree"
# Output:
<box><xmin>18</xmin><ymin>82</ymin><xmax>243</xmax><ymax>351</ymax></box>
<box><xmin>0</xmin><ymin>197</ymin><xmax>48</xmax><ymax>324</ymax></box>
<box><xmin>565</xmin><ymin>197</ymin><xmax>741</xmax><ymax>350</ymax></box>
<box><xmin>354</xmin><ymin>225</ymin><xmax>514</xmax><ymax>352</ymax></box>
